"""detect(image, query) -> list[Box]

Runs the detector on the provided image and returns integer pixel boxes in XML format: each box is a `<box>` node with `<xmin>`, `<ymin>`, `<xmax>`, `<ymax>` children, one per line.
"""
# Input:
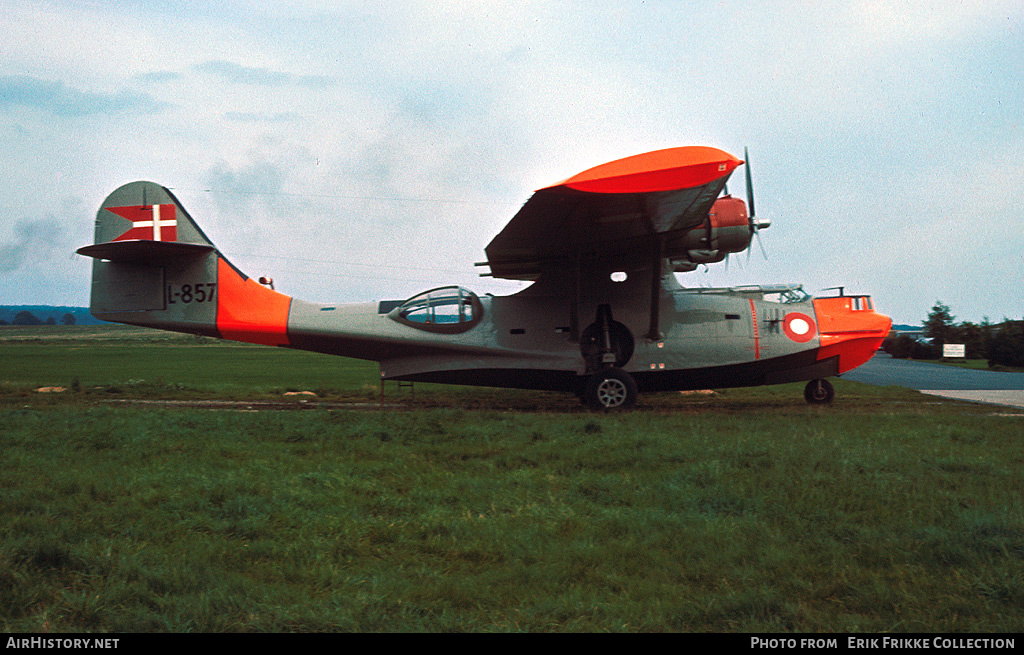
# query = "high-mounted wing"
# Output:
<box><xmin>483</xmin><ymin>146</ymin><xmax>744</xmax><ymax>280</ymax></box>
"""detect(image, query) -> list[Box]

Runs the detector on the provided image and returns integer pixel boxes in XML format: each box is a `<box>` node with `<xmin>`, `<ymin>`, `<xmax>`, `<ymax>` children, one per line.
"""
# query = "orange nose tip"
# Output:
<box><xmin>812</xmin><ymin>297</ymin><xmax>892</xmax><ymax>374</ymax></box>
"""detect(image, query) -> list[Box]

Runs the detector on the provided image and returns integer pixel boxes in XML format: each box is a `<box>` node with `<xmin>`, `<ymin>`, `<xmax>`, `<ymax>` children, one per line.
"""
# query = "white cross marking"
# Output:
<box><xmin>130</xmin><ymin>205</ymin><xmax>177</xmax><ymax>241</ymax></box>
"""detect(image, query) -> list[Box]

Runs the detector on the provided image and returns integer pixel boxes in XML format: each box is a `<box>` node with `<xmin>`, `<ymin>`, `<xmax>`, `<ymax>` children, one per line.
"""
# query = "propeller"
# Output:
<box><xmin>744</xmin><ymin>146</ymin><xmax>770</xmax><ymax>261</ymax></box>
<box><xmin>745</xmin><ymin>146</ymin><xmax>755</xmax><ymax>219</ymax></box>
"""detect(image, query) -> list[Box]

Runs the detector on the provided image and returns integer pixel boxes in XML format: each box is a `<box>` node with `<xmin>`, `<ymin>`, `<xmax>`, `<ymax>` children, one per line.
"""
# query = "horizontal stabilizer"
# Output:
<box><xmin>77</xmin><ymin>239</ymin><xmax>215</xmax><ymax>264</ymax></box>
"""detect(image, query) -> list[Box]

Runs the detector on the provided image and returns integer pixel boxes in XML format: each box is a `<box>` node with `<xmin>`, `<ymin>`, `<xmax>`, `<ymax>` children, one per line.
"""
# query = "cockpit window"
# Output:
<box><xmin>762</xmin><ymin>287</ymin><xmax>811</xmax><ymax>304</ymax></box>
<box><xmin>388</xmin><ymin>286</ymin><xmax>483</xmax><ymax>333</ymax></box>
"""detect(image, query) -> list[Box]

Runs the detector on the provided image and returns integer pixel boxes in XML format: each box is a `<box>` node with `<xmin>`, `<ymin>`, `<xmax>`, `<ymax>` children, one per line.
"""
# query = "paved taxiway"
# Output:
<box><xmin>843</xmin><ymin>354</ymin><xmax>1024</xmax><ymax>409</ymax></box>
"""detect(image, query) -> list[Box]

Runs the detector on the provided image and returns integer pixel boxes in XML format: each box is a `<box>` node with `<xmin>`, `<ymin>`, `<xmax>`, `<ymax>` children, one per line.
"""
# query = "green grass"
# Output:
<box><xmin>1</xmin><ymin>325</ymin><xmax>1022</xmax><ymax>632</ymax></box>
<box><xmin>1</xmin><ymin>324</ymin><xmax>376</xmax><ymax>398</ymax></box>
<box><xmin>930</xmin><ymin>358</ymin><xmax>1024</xmax><ymax>373</ymax></box>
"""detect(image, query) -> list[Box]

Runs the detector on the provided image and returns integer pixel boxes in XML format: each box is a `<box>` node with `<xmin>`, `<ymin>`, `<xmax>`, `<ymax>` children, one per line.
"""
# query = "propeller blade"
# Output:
<box><xmin>744</xmin><ymin>146</ymin><xmax>755</xmax><ymax>220</ymax></box>
<box><xmin>755</xmin><ymin>230</ymin><xmax>768</xmax><ymax>260</ymax></box>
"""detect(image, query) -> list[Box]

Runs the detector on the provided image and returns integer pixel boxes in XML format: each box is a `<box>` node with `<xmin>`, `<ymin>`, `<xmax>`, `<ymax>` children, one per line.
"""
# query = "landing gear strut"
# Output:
<box><xmin>579</xmin><ymin>305</ymin><xmax>638</xmax><ymax>410</ymax></box>
<box><xmin>804</xmin><ymin>378</ymin><xmax>835</xmax><ymax>405</ymax></box>
<box><xmin>580</xmin><ymin>304</ymin><xmax>634</xmax><ymax>372</ymax></box>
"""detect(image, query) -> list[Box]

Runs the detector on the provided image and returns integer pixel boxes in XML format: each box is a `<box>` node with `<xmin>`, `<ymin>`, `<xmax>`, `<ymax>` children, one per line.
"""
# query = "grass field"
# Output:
<box><xmin>1</xmin><ymin>325</ymin><xmax>1022</xmax><ymax>632</ymax></box>
<box><xmin>931</xmin><ymin>358</ymin><xmax>1024</xmax><ymax>374</ymax></box>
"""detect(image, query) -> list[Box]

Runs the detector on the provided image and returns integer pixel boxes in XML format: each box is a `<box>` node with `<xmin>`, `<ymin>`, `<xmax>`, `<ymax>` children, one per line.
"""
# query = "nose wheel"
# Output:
<box><xmin>583</xmin><ymin>368</ymin><xmax>638</xmax><ymax>411</ymax></box>
<box><xmin>804</xmin><ymin>378</ymin><xmax>835</xmax><ymax>405</ymax></box>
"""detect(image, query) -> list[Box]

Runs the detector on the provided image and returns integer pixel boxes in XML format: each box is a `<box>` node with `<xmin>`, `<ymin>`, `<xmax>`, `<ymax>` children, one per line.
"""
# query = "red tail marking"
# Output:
<box><xmin>107</xmin><ymin>204</ymin><xmax>178</xmax><ymax>242</ymax></box>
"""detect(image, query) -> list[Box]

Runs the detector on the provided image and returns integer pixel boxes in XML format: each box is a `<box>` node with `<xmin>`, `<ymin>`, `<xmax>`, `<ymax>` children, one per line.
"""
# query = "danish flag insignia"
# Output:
<box><xmin>107</xmin><ymin>204</ymin><xmax>178</xmax><ymax>242</ymax></box>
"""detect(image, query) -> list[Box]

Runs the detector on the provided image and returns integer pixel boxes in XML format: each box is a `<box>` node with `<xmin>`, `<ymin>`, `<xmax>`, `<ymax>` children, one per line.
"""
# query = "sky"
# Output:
<box><xmin>1</xmin><ymin>0</ymin><xmax>1021</xmax><ymax>326</ymax></box>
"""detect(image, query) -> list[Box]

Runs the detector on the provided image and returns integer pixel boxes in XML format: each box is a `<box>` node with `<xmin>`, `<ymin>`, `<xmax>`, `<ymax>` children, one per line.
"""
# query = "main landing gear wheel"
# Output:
<box><xmin>804</xmin><ymin>378</ymin><xmax>835</xmax><ymax>405</ymax></box>
<box><xmin>583</xmin><ymin>368</ymin><xmax>638</xmax><ymax>411</ymax></box>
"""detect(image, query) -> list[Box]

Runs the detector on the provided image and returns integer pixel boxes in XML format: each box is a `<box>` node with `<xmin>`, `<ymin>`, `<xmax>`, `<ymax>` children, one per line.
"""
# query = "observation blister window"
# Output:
<box><xmin>389</xmin><ymin>286</ymin><xmax>483</xmax><ymax>333</ymax></box>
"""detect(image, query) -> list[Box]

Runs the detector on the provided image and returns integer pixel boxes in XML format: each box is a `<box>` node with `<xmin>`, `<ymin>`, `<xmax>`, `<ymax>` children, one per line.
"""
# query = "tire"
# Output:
<box><xmin>804</xmin><ymin>378</ymin><xmax>835</xmax><ymax>405</ymax></box>
<box><xmin>583</xmin><ymin>368</ymin><xmax>638</xmax><ymax>411</ymax></box>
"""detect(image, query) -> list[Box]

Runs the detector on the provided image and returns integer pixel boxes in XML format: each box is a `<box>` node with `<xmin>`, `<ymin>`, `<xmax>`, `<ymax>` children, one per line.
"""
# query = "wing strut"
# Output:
<box><xmin>570</xmin><ymin>253</ymin><xmax>581</xmax><ymax>343</ymax></box>
<box><xmin>646</xmin><ymin>234</ymin><xmax>665</xmax><ymax>341</ymax></box>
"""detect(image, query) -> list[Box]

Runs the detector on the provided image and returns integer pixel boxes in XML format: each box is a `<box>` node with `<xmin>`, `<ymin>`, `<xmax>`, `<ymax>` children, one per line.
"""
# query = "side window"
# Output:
<box><xmin>388</xmin><ymin>286</ymin><xmax>483</xmax><ymax>334</ymax></box>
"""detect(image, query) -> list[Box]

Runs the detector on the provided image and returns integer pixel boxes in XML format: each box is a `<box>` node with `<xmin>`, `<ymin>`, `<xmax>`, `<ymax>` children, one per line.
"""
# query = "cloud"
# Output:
<box><xmin>193</xmin><ymin>60</ymin><xmax>335</xmax><ymax>89</ymax></box>
<box><xmin>134</xmin><ymin>71</ymin><xmax>182</xmax><ymax>83</ymax></box>
<box><xmin>0</xmin><ymin>216</ymin><xmax>68</xmax><ymax>273</ymax></box>
<box><xmin>204</xmin><ymin>159</ymin><xmax>287</xmax><ymax>202</ymax></box>
<box><xmin>223</xmin><ymin>111</ymin><xmax>302</xmax><ymax>123</ymax></box>
<box><xmin>201</xmin><ymin>159</ymin><xmax>289</xmax><ymax>254</ymax></box>
<box><xmin>0</xmin><ymin>75</ymin><xmax>167</xmax><ymax>117</ymax></box>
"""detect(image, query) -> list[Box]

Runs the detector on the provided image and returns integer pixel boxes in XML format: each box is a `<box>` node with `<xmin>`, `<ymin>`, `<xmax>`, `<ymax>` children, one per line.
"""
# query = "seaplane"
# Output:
<box><xmin>77</xmin><ymin>146</ymin><xmax>891</xmax><ymax>409</ymax></box>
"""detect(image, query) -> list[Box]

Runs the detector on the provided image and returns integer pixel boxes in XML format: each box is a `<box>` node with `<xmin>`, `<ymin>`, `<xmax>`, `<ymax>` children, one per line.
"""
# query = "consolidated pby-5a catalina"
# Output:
<box><xmin>77</xmin><ymin>146</ymin><xmax>892</xmax><ymax>410</ymax></box>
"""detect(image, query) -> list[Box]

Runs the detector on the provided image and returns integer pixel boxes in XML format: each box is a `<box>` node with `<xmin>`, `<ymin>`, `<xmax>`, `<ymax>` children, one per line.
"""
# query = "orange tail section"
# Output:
<box><xmin>215</xmin><ymin>258</ymin><xmax>291</xmax><ymax>346</ymax></box>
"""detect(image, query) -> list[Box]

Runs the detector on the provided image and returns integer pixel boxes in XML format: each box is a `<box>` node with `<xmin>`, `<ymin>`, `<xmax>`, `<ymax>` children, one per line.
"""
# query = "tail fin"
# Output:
<box><xmin>77</xmin><ymin>181</ymin><xmax>292</xmax><ymax>346</ymax></box>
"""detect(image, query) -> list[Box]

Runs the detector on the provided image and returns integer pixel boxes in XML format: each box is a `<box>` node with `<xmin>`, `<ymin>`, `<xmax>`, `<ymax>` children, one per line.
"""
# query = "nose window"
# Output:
<box><xmin>851</xmin><ymin>296</ymin><xmax>873</xmax><ymax>311</ymax></box>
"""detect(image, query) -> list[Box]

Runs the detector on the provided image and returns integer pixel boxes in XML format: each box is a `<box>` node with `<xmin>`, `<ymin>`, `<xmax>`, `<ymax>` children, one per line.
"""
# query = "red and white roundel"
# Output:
<box><xmin>783</xmin><ymin>312</ymin><xmax>817</xmax><ymax>343</ymax></box>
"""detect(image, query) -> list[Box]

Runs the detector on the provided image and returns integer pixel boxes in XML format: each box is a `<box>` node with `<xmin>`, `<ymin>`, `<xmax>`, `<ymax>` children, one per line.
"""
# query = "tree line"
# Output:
<box><xmin>0</xmin><ymin>310</ymin><xmax>76</xmax><ymax>326</ymax></box>
<box><xmin>883</xmin><ymin>301</ymin><xmax>1024</xmax><ymax>368</ymax></box>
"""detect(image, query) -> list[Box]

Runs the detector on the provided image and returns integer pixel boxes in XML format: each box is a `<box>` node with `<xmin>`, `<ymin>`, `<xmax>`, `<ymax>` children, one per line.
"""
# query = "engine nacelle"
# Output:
<box><xmin>667</xmin><ymin>194</ymin><xmax>765</xmax><ymax>270</ymax></box>
<box><xmin>697</xmin><ymin>195</ymin><xmax>752</xmax><ymax>252</ymax></box>
<box><xmin>669</xmin><ymin>195</ymin><xmax>754</xmax><ymax>270</ymax></box>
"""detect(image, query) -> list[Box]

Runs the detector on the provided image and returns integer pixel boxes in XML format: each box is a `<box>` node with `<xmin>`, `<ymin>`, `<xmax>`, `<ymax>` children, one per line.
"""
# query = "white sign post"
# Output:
<box><xmin>943</xmin><ymin>344</ymin><xmax>966</xmax><ymax>358</ymax></box>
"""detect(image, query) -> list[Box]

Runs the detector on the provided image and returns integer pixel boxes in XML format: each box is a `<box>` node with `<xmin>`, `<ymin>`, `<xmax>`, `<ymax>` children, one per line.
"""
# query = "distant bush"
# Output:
<box><xmin>13</xmin><ymin>311</ymin><xmax>43</xmax><ymax>326</ymax></box>
<box><xmin>948</xmin><ymin>322</ymin><xmax>989</xmax><ymax>359</ymax></box>
<box><xmin>989</xmin><ymin>321</ymin><xmax>1024</xmax><ymax>368</ymax></box>
<box><xmin>884</xmin><ymin>335</ymin><xmax>915</xmax><ymax>359</ymax></box>
<box><xmin>910</xmin><ymin>340</ymin><xmax>940</xmax><ymax>360</ymax></box>
<box><xmin>884</xmin><ymin>334</ymin><xmax>939</xmax><ymax>360</ymax></box>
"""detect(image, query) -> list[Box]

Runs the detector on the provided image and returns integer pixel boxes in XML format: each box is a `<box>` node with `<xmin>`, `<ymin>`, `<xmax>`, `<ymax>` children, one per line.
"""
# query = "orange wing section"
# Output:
<box><xmin>484</xmin><ymin>146</ymin><xmax>744</xmax><ymax>280</ymax></box>
<box><xmin>549</xmin><ymin>146</ymin><xmax>743</xmax><ymax>194</ymax></box>
<box><xmin>216</xmin><ymin>258</ymin><xmax>292</xmax><ymax>346</ymax></box>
